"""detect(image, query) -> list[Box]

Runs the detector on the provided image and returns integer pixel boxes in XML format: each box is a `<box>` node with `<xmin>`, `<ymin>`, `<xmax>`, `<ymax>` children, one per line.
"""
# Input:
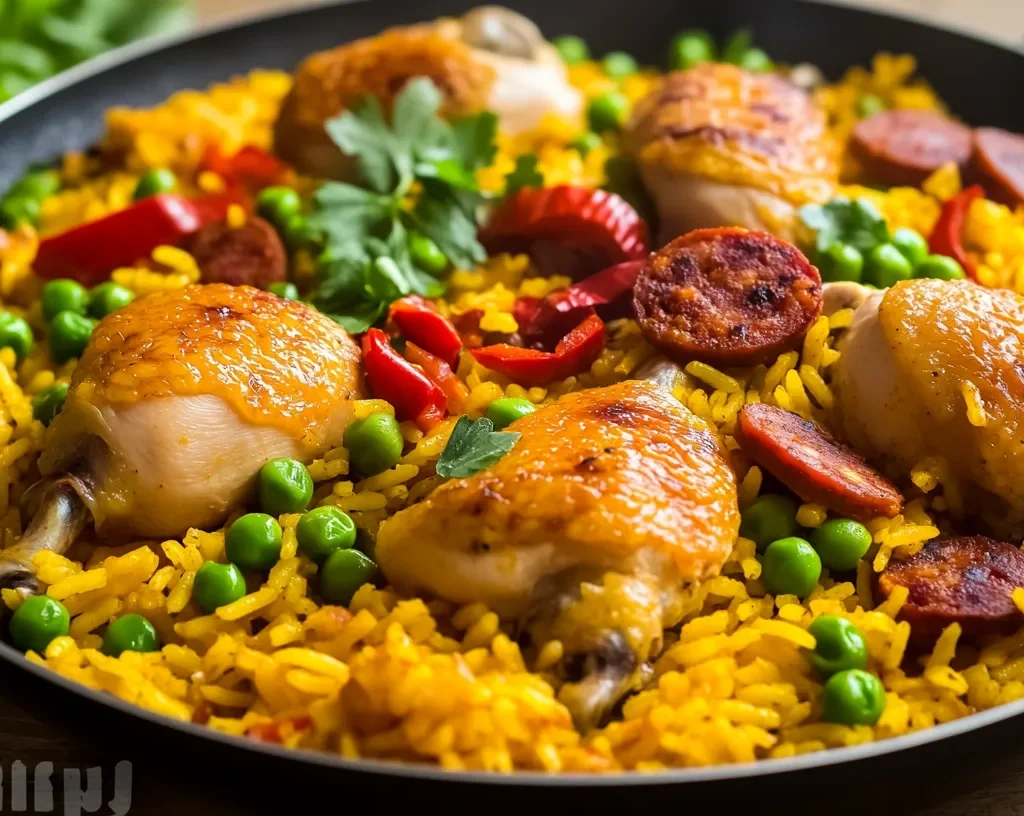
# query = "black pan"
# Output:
<box><xmin>1</xmin><ymin>0</ymin><xmax>1023</xmax><ymax>804</ymax></box>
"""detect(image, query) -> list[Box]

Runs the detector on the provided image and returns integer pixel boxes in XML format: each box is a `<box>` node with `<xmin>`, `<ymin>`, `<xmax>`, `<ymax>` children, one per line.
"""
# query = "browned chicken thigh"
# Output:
<box><xmin>626</xmin><ymin>64</ymin><xmax>839</xmax><ymax>243</ymax></box>
<box><xmin>275</xmin><ymin>6</ymin><xmax>582</xmax><ymax>178</ymax></box>
<box><xmin>0</xmin><ymin>284</ymin><xmax>363</xmax><ymax>594</ymax></box>
<box><xmin>832</xmin><ymin>279</ymin><xmax>1024</xmax><ymax>536</ymax></box>
<box><xmin>376</xmin><ymin>367</ymin><xmax>740</xmax><ymax>729</ymax></box>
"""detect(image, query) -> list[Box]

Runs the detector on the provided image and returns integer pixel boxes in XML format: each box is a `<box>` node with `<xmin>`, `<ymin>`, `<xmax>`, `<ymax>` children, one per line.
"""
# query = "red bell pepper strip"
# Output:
<box><xmin>404</xmin><ymin>341</ymin><xmax>469</xmax><ymax>415</ymax></box>
<box><xmin>361</xmin><ymin>328</ymin><xmax>446</xmax><ymax>431</ymax></box>
<box><xmin>34</xmin><ymin>194</ymin><xmax>213</xmax><ymax>286</ymax></box>
<box><xmin>480</xmin><ymin>185</ymin><xmax>649</xmax><ymax>280</ymax></box>
<box><xmin>518</xmin><ymin>259</ymin><xmax>644</xmax><ymax>348</ymax></box>
<box><xmin>388</xmin><ymin>296</ymin><xmax>463</xmax><ymax>367</ymax></box>
<box><xmin>928</xmin><ymin>185</ymin><xmax>984</xmax><ymax>281</ymax></box>
<box><xmin>201</xmin><ymin>144</ymin><xmax>287</xmax><ymax>191</ymax></box>
<box><xmin>471</xmin><ymin>313</ymin><xmax>606</xmax><ymax>387</ymax></box>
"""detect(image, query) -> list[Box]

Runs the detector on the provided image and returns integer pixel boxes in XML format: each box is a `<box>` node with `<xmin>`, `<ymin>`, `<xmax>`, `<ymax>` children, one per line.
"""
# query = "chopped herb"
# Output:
<box><xmin>435</xmin><ymin>416</ymin><xmax>521</xmax><ymax>479</ymax></box>
<box><xmin>799</xmin><ymin>197</ymin><xmax>891</xmax><ymax>255</ymax></box>
<box><xmin>307</xmin><ymin>78</ymin><xmax>496</xmax><ymax>331</ymax></box>
<box><xmin>505</xmin><ymin>154</ymin><xmax>543</xmax><ymax>196</ymax></box>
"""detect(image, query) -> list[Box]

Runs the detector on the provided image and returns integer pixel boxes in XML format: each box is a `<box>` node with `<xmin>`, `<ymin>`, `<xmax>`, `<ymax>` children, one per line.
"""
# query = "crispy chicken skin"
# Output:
<box><xmin>274</xmin><ymin>7</ymin><xmax>581</xmax><ymax>178</ymax></box>
<box><xmin>376</xmin><ymin>378</ymin><xmax>739</xmax><ymax>729</ymax></box>
<box><xmin>625</xmin><ymin>64</ymin><xmax>839</xmax><ymax>243</ymax></box>
<box><xmin>833</xmin><ymin>279</ymin><xmax>1024</xmax><ymax>535</ymax></box>
<box><xmin>37</xmin><ymin>284</ymin><xmax>363</xmax><ymax>539</ymax></box>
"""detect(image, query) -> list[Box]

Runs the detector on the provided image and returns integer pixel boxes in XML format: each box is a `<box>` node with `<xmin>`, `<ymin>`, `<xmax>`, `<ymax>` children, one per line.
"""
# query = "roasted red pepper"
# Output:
<box><xmin>404</xmin><ymin>341</ymin><xmax>469</xmax><ymax>415</ymax></box>
<box><xmin>480</xmin><ymin>185</ymin><xmax>649</xmax><ymax>280</ymax></box>
<box><xmin>201</xmin><ymin>144</ymin><xmax>287</xmax><ymax>191</ymax></box>
<box><xmin>471</xmin><ymin>313</ymin><xmax>606</xmax><ymax>387</ymax></box>
<box><xmin>929</xmin><ymin>185</ymin><xmax>984</xmax><ymax>281</ymax></box>
<box><xmin>33</xmin><ymin>193</ymin><xmax>235</xmax><ymax>285</ymax></box>
<box><xmin>362</xmin><ymin>328</ymin><xmax>446</xmax><ymax>431</ymax></box>
<box><xmin>518</xmin><ymin>259</ymin><xmax>644</xmax><ymax>348</ymax></box>
<box><xmin>388</xmin><ymin>296</ymin><xmax>463</xmax><ymax>367</ymax></box>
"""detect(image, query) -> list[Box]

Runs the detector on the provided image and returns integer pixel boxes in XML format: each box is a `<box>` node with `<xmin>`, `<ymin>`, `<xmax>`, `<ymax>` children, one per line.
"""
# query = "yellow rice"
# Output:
<box><xmin>1</xmin><ymin>51</ymin><xmax>1024</xmax><ymax>775</ymax></box>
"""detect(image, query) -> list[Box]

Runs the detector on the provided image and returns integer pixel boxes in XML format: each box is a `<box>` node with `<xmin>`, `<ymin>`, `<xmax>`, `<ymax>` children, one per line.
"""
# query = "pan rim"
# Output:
<box><xmin>0</xmin><ymin>0</ymin><xmax>1021</xmax><ymax>127</ymax></box>
<box><xmin>2</xmin><ymin>0</ymin><xmax>1024</xmax><ymax>787</ymax></box>
<box><xmin>5</xmin><ymin>634</ymin><xmax>1024</xmax><ymax>785</ymax></box>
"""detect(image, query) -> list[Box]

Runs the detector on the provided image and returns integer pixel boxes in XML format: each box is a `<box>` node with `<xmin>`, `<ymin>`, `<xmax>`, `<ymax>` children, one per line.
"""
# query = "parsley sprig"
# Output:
<box><xmin>307</xmin><ymin>78</ymin><xmax>498</xmax><ymax>332</ymax></box>
<box><xmin>435</xmin><ymin>416</ymin><xmax>521</xmax><ymax>479</ymax></box>
<box><xmin>799</xmin><ymin>197</ymin><xmax>891</xmax><ymax>255</ymax></box>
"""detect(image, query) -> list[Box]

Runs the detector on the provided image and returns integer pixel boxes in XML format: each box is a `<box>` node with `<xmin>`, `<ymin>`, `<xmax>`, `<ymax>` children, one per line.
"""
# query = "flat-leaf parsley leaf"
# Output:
<box><xmin>435</xmin><ymin>416</ymin><xmax>521</xmax><ymax>479</ymax></box>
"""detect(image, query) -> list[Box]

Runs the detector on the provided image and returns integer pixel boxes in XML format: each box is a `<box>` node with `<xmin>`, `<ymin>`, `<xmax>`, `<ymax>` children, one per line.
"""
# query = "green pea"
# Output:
<box><xmin>48</xmin><ymin>311</ymin><xmax>95</xmax><ymax>363</ymax></box>
<box><xmin>343</xmin><ymin>413</ymin><xmax>404</xmax><ymax>477</ymax></box>
<box><xmin>256</xmin><ymin>186</ymin><xmax>302</xmax><ymax>227</ymax></box>
<box><xmin>268</xmin><ymin>282</ymin><xmax>299</xmax><ymax>300</ymax></box>
<box><xmin>810</xmin><ymin>519</ymin><xmax>872</xmax><ymax>571</ymax></box>
<box><xmin>857</xmin><ymin>93</ymin><xmax>887</xmax><ymax>119</ymax></box>
<box><xmin>409</xmin><ymin>233</ymin><xmax>448</xmax><ymax>274</ymax></box>
<box><xmin>132</xmin><ymin>168</ymin><xmax>177</xmax><ymax>201</ymax></box>
<box><xmin>739</xmin><ymin>494</ymin><xmax>799</xmax><ymax>553</ymax></box>
<box><xmin>669</xmin><ymin>30</ymin><xmax>715</xmax><ymax>71</ymax></box>
<box><xmin>31</xmin><ymin>382</ymin><xmax>68</xmax><ymax>426</ymax></box>
<box><xmin>553</xmin><ymin>35</ymin><xmax>589</xmax><ymax>65</ymax></box>
<box><xmin>738</xmin><ymin>48</ymin><xmax>774</xmax><ymax>73</ymax></box>
<box><xmin>193</xmin><ymin>561</ymin><xmax>247</xmax><ymax>614</ymax></box>
<box><xmin>602</xmin><ymin>51</ymin><xmax>638</xmax><ymax>79</ymax></box>
<box><xmin>913</xmin><ymin>254</ymin><xmax>965</xmax><ymax>281</ymax></box>
<box><xmin>319</xmin><ymin>548</ymin><xmax>378</xmax><ymax>606</ymax></box>
<box><xmin>821</xmin><ymin>668</ymin><xmax>886</xmax><ymax>725</ymax></box>
<box><xmin>761</xmin><ymin>537</ymin><xmax>821</xmax><ymax>597</ymax></box>
<box><xmin>102</xmin><ymin>613</ymin><xmax>161</xmax><ymax>657</ymax></box>
<box><xmin>890</xmin><ymin>228</ymin><xmax>930</xmax><ymax>268</ymax></box>
<box><xmin>88</xmin><ymin>282</ymin><xmax>135</xmax><ymax>319</ymax></box>
<box><xmin>225</xmin><ymin>513</ymin><xmax>283</xmax><ymax>571</ymax></box>
<box><xmin>41</xmin><ymin>279</ymin><xmax>89</xmax><ymax>321</ymax></box>
<box><xmin>485</xmin><ymin>397</ymin><xmax>536</xmax><ymax>430</ymax></box>
<box><xmin>0</xmin><ymin>312</ymin><xmax>33</xmax><ymax>361</ymax></box>
<box><xmin>0</xmin><ymin>196</ymin><xmax>40</xmax><ymax>228</ymax></box>
<box><xmin>296</xmin><ymin>506</ymin><xmax>357</xmax><ymax>563</ymax></box>
<box><xmin>8</xmin><ymin>170</ymin><xmax>60</xmax><ymax>201</ymax></box>
<box><xmin>569</xmin><ymin>132</ymin><xmax>603</xmax><ymax>158</ymax></box>
<box><xmin>259</xmin><ymin>458</ymin><xmax>314</xmax><ymax>516</ymax></box>
<box><xmin>9</xmin><ymin>595</ymin><xmax>69</xmax><ymax>654</ymax></box>
<box><xmin>587</xmin><ymin>90</ymin><xmax>630</xmax><ymax>134</ymax></box>
<box><xmin>817</xmin><ymin>242</ymin><xmax>864</xmax><ymax>283</ymax></box>
<box><xmin>864</xmin><ymin>243</ymin><xmax>914</xmax><ymax>288</ymax></box>
<box><xmin>806</xmin><ymin>616</ymin><xmax>869</xmax><ymax>679</ymax></box>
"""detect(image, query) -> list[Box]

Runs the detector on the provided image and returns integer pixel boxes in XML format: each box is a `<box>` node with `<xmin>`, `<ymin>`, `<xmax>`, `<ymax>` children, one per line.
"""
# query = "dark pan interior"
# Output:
<box><xmin>1</xmin><ymin>0</ymin><xmax>1024</xmax><ymax>793</ymax></box>
<box><xmin>0</xmin><ymin>0</ymin><xmax>1022</xmax><ymax>191</ymax></box>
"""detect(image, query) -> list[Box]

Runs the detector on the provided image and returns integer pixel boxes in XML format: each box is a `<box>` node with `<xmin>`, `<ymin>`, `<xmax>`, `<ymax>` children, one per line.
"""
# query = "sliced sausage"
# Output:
<box><xmin>878</xmin><ymin>536</ymin><xmax>1024</xmax><ymax>635</ymax></box>
<box><xmin>972</xmin><ymin>128</ymin><xmax>1024</xmax><ymax>208</ymax></box>
<box><xmin>850</xmin><ymin>109</ymin><xmax>972</xmax><ymax>187</ymax></box>
<box><xmin>633</xmin><ymin>227</ymin><xmax>823</xmax><ymax>366</ymax></box>
<box><xmin>190</xmin><ymin>216</ymin><xmax>287</xmax><ymax>289</ymax></box>
<box><xmin>735</xmin><ymin>403</ymin><xmax>903</xmax><ymax>521</ymax></box>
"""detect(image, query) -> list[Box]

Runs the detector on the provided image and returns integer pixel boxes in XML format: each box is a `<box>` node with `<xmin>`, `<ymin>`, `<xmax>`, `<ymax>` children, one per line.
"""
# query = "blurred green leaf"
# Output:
<box><xmin>0</xmin><ymin>0</ymin><xmax>192</xmax><ymax>100</ymax></box>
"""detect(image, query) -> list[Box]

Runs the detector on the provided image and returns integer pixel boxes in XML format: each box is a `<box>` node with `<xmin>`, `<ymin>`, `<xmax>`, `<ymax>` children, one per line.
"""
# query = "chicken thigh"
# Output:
<box><xmin>832</xmin><ymin>279</ymin><xmax>1024</xmax><ymax>535</ymax></box>
<box><xmin>625</xmin><ymin>64</ymin><xmax>839</xmax><ymax>244</ymax></box>
<box><xmin>274</xmin><ymin>6</ymin><xmax>582</xmax><ymax>178</ymax></box>
<box><xmin>376</xmin><ymin>371</ymin><xmax>739</xmax><ymax>730</ymax></box>
<box><xmin>0</xmin><ymin>284</ymin><xmax>363</xmax><ymax>592</ymax></box>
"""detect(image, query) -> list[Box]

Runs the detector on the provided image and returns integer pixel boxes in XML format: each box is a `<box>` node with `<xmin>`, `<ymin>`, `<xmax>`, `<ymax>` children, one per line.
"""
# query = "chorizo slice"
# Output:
<box><xmin>878</xmin><ymin>536</ymin><xmax>1024</xmax><ymax>635</ymax></box>
<box><xmin>735</xmin><ymin>403</ymin><xmax>902</xmax><ymax>521</ymax></box>
<box><xmin>633</xmin><ymin>227</ymin><xmax>822</xmax><ymax>366</ymax></box>
<box><xmin>850</xmin><ymin>109</ymin><xmax>972</xmax><ymax>187</ymax></box>
<box><xmin>190</xmin><ymin>216</ymin><xmax>287</xmax><ymax>289</ymax></box>
<box><xmin>972</xmin><ymin>128</ymin><xmax>1024</xmax><ymax>208</ymax></box>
